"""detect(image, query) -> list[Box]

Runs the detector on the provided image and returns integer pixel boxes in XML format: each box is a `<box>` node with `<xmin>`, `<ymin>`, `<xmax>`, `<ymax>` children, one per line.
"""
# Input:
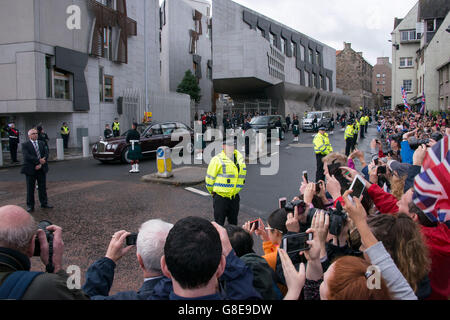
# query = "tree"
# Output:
<box><xmin>177</xmin><ymin>70</ymin><xmax>202</xmax><ymax>104</ymax></box>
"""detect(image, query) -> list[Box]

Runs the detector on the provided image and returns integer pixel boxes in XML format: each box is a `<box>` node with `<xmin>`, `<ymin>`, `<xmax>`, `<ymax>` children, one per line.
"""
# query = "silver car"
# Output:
<box><xmin>301</xmin><ymin>111</ymin><xmax>332</xmax><ymax>132</ymax></box>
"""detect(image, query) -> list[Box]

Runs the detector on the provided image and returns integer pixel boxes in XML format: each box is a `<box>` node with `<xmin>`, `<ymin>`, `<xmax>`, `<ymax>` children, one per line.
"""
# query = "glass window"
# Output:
<box><xmin>316</xmin><ymin>51</ymin><xmax>320</xmax><ymax>65</ymax></box>
<box><xmin>150</xmin><ymin>124</ymin><xmax>162</xmax><ymax>135</ymax></box>
<box><xmin>291</xmin><ymin>42</ymin><xmax>296</xmax><ymax>56</ymax></box>
<box><xmin>280</xmin><ymin>38</ymin><xmax>286</xmax><ymax>54</ymax></box>
<box><xmin>46</xmin><ymin>56</ymin><xmax>52</xmax><ymax>98</ymax></box>
<box><xmin>309</xmin><ymin>49</ymin><xmax>314</xmax><ymax>64</ymax></box>
<box><xmin>376</xmin><ymin>74</ymin><xmax>381</xmax><ymax>78</ymax></box>
<box><xmin>99</xmin><ymin>67</ymin><xmax>104</xmax><ymax>102</ymax></box>
<box><xmin>104</xmin><ymin>75</ymin><xmax>114</xmax><ymax>102</ymax></box>
<box><xmin>401</xmin><ymin>31</ymin><xmax>409</xmax><ymax>41</ymax></box>
<box><xmin>161</xmin><ymin>123</ymin><xmax>176</xmax><ymax>135</ymax></box>
<box><xmin>54</xmin><ymin>70</ymin><xmax>71</xmax><ymax>100</ymax></box>
<box><xmin>103</xmin><ymin>27</ymin><xmax>113</xmax><ymax>61</ymax></box>
<box><xmin>403</xmin><ymin>79</ymin><xmax>412</xmax><ymax>92</ymax></box>
<box><xmin>300</xmin><ymin>45</ymin><xmax>305</xmax><ymax>61</ymax></box>
<box><xmin>269</xmin><ymin>33</ymin><xmax>276</xmax><ymax>47</ymax></box>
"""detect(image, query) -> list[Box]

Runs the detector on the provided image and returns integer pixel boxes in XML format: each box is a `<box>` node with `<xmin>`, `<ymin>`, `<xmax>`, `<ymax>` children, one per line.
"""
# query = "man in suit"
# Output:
<box><xmin>21</xmin><ymin>128</ymin><xmax>53</xmax><ymax>213</ymax></box>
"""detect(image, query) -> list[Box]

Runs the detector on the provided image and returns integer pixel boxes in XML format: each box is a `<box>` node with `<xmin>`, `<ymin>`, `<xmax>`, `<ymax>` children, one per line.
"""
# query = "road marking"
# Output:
<box><xmin>185</xmin><ymin>187</ymin><xmax>211</xmax><ymax>197</ymax></box>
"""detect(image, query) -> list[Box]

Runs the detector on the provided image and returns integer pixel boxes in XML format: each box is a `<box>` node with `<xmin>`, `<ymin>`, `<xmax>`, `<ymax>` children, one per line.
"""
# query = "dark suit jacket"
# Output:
<box><xmin>20</xmin><ymin>140</ymin><xmax>49</xmax><ymax>176</ymax></box>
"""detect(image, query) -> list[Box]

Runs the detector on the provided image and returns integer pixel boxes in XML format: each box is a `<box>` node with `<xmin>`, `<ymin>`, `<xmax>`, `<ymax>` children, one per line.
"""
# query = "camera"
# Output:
<box><xmin>33</xmin><ymin>220</ymin><xmax>54</xmax><ymax>257</ymax></box>
<box><xmin>310</xmin><ymin>203</ymin><xmax>347</xmax><ymax>236</ymax></box>
<box><xmin>284</xmin><ymin>199</ymin><xmax>306</xmax><ymax>215</ymax></box>
<box><xmin>408</xmin><ymin>137</ymin><xmax>430</xmax><ymax>150</ymax></box>
<box><xmin>126</xmin><ymin>233</ymin><xmax>138</xmax><ymax>246</ymax></box>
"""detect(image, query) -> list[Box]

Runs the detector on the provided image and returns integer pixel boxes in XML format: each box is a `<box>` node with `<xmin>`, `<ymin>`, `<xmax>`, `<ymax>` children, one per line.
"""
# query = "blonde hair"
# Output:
<box><xmin>390</xmin><ymin>175</ymin><xmax>407</xmax><ymax>200</ymax></box>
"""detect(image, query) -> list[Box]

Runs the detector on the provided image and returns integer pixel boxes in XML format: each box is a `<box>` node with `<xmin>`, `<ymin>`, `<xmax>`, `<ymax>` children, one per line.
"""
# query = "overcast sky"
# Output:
<box><xmin>229</xmin><ymin>0</ymin><xmax>419</xmax><ymax>66</ymax></box>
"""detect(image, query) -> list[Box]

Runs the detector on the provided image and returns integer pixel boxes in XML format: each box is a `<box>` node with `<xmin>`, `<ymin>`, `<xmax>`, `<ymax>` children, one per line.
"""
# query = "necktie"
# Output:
<box><xmin>33</xmin><ymin>141</ymin><xmax>41</xmax><ymax>159</ymax></box>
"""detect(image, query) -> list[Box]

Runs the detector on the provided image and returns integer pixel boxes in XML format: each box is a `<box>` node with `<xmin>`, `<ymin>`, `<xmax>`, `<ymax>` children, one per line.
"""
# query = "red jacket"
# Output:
<box><xmin>366</xmin><ymin>183</ymin><xmax>450</xmax><ymax>300</ymax></box>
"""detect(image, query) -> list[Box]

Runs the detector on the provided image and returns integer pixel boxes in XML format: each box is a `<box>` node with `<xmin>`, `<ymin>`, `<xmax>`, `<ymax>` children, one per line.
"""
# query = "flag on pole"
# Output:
<box><xmin>401</xmin><ymin>86</ymin><xmax>411</xmax><ymax>112</ymax></box>
<box><xmin>420</xmin><ymin>91</ymin><xmax>426</xmax><ymax>114</ymax></box>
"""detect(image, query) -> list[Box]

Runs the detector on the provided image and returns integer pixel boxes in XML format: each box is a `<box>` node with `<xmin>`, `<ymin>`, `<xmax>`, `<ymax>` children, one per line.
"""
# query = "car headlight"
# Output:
<box><xmin>106</xmin><ymin>144</ymin><xmax>118</xmax><ymax>151</ymax></box>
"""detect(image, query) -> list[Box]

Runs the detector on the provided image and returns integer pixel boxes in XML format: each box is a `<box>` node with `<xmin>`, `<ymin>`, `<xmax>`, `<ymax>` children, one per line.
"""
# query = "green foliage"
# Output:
<box><xmin>176</xmin><ymin>70</ymin><xmax>202</xmax><ymax>103</ymax></box>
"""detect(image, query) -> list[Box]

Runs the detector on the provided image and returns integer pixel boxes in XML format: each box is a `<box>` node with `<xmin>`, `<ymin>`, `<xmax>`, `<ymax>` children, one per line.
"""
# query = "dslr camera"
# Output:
<box><xmin>310</xmin><ymin>203</ymin><xmax>348</xmax><ymax>236</ymax></box>
<box><xmin>33</xmin><ymin>220</ymin><xmax>55</xmax><ymax>273</ymax></box>
<box><xmin>284</xmin><ymin>199</ymin><xmax>306</xmax><ymax>215</ymax></box>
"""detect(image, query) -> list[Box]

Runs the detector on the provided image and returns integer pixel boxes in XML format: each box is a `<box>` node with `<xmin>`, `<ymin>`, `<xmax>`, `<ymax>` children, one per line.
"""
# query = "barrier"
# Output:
<box><xmin>56</xmin><ymin>139</ymin><xmax>64</xmax><ymax>160</ymax></box>
<box><xmin>157</xmin><ymin>146</ymin><xmax>173</xmax><ymax>178</ymax></box>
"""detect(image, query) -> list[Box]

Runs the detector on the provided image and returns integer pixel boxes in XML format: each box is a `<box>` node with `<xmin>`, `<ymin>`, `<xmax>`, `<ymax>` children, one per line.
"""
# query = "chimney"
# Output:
<box><xmin>344</xmin><ymin>42</ymin><xmax>352</xmax><ymax>50</ymax></box>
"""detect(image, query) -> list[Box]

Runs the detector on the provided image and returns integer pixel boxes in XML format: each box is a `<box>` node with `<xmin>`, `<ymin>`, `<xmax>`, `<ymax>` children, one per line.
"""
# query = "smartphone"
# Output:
<box><xmin>279</xmin><ymin>197</ymin><xmax>287</xmax><ymax>209</ymax></box>
<box><xmin>302</xmin><ymin>171</ymin><xmax>308</xmax><ymax>183</ymax></box>
<box><xmin>315</xmin><ymin>183</ymin><xmax>321</xmax><ymax>193</ymax></box>
<box><xmin>250</xmin><ymin>219</ymin><xmax>259</xmax><ymax>229</ymax></box>
<box><xmin>377</xmin><ymin>166</ymin><xmax>387</xmax><ymax>175</ymax></box>
<box><xmin>349</xmin><ymin>175</ymin><xmax>366</xmax><ymax>199</ymax></box>
<box><xmin>281</xmin><ymin>233</ymin><xmax>313</xmax><ymax>254</ymax></box>
<box><xmin>374</xmin><ymin>158</ymin><xmax>379</xmax><ymax>166</ymax></box>
<box><xmin>126</xmin><ymin>233</ymin><xmax>138</xmax><ymax>246</ymax></box>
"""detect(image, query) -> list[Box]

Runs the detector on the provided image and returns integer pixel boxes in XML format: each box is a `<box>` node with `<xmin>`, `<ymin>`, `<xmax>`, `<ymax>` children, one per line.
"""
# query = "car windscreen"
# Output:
<box><xmin>250</xmin><ymin>117</ymin><xmax>270</xmax><ymax>125</ymax></box>
<box><xmin>306</xmin><ymin>114</ymin><xmax>319</xmax><ymax>119</ymax></box>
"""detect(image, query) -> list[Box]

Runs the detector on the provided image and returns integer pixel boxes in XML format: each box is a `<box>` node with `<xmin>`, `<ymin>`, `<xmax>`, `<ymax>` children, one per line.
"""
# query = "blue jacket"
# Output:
<box><xmin>149</xmin><ymin>250</ymin><xmax>262</xmax><ymax>300</ymax></box>
<box><xmin>82</xmin><ymin>257</ymin><xmax>163</xmax><ymax>300</ymax></box>
<box><xmin>400</xmin><ymin>140</ymin><xmax>414</xmax><ymax>164</ymax></box>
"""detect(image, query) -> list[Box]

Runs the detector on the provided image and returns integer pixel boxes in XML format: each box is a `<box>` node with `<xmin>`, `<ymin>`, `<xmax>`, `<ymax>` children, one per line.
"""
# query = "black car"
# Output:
<box><xmin>93</xmin><ymin>122</ymin><xmax>194</xmax><ymax>164</ymax></box>
<box><xmin>248</xmin><ymin>116</ymin><xmax>287</xmax><ymax>140</ymax></box>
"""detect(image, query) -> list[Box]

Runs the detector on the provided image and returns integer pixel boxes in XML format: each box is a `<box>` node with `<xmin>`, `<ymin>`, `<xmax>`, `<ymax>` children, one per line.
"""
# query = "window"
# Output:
<box><xmin>104</xmin><ymin>75</ymin><xmax>114</xmax><ymax>102</ymax></box>
<box><xmin>97</xmin><ymin>0</ymin><xmax>115</xmax><ymax>9</ymax></box>
<box><xmin>426</xmin><ymin>19</ymin><xmax>435</xmax><ymax>32</ymax></box>
<box><xmin>316</xmin><ymin>51</ymin><xmax>320</xmax><ymax>65</ymax></box>
<box><xmin>400</xmin><ymin>29</ymin><xmax>419</xmax><ymax>42</ymax></box>
<box><xmin>376</xmin><ymin>74</ymin><xmax>381</xmax><ymax>78</ymax></box>
<box><xmin>304</xmin><ymin>71</ymin><xmax>310</xmax><ymax>87</ymax></box>
<box><xmin>207</xmin><ymin>65</ymin><xmax>212</xmax><ymax>80</ymax></box>
<box><xmin>102</xmin><ymin>27</ymin><xmax>113</xmax><ymax>61</ymax></box>
<box><xmin>280</xmin><ymin>38</ymin><xmax>286</xmax><ymax>54</ymax></box>
<box><xmin>319</xmin><ymin>75</ymin><xmax>323</xmax><ymax>89</ymax></box>
<box><xmin>54</xmin><ymin>70</ymin><xmax>71</xmax><ymax>100</ymax></box>
<box><xmin>99</xmin><ymin>66</ymin><xmax>104</xmax><ymax>102</ymax></box>
<box><xmin>300</xmin><ymin>45</ymin><xmax>305</xmax><ymax>61</ymax></box>
<box><xmin>403</xmin><ymin>80</ymin><xmax>412</xmax><ymax>92</ymax></box>
<box><xmin>312</xmin><ymin>73</ymin><xmax>317</xmax><ymax>87</ymax></box>
<box><xmin>46</xmin><ymin>56</ymin><xmax>52</xmax><ymax>98</ymax></box>
<box><xmin>382</xmin><ymin>74</ymin><xmax>386</xmax><ymax>78</ymax></box>
<box><xmin>309</xmin><ymin>49</ymin><xmax>314</xmax><ymax>64</ymax></box>
<box><xmin>400</xmin><ymin>57</ymin><xmax>413</xmax><ymax>67</ymax></box>
<box><xmin>161</xmin><ymin>123</ymin><xmax>177</xmax><ymax>135</ymax></box>
<box><xmin>291</xmin><ymin>42</ymin><xmax>296</xmax><ymax>56</ymax></box>
<box><xmin>269</xmin><ymin>33</ymin><xmax>276</xmax><ymax>47</ymax></box>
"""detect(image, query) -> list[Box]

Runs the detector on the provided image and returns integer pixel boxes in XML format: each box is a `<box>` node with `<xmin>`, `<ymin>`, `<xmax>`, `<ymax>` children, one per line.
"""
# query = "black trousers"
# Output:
<box><xmin>26</xmin><ymin>171</ymin><xmax>48</xmax><ymax>208</ymax></box>
<box><xmin>213</xmin><ymin>193</ymin><xmax>240</xmax><ymax>226</ymax></box>
<box><xmin>62</xmin><ymin>134</ymin><xmax>69</xmax><ymax>149</ymax></box>
<box><xmin>365</xmin><ymin>124</ymin><xmax>368</xmax><ymax>133</ymax></box>
<box><xmin>360</xmin><ymin>127</ymin><xmax>365</xmax><ymax>139</ymax></box>
<box><xmin>316</xmin><ymin>154</ymin><xmax>325</xmax><ymax>182</ymax></box>
<box><xmin>345</xmin><ymin>139</ymin><xmax>354</xmax><ymax>156</ymax></box>
<box><xmin>9</xmin><ymin>141</ymin><xmax>18</xmax><ymax>162</ymax></box>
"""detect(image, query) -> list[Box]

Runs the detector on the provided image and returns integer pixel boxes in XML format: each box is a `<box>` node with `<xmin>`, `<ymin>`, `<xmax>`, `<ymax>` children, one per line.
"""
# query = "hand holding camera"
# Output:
<box><xmin>33</xmin><ymin>221</ymin><xmax>64</xmax><ymax>273</ymax></box>
<box><xmin>341</xmin><ymin>190</ymin><xmax>367</xmax><ymax>227</ymax></box>
<box><xmin>106</xmin><ymin>230</ymin><xmax>135</xmax><ymax>263</ymax></box>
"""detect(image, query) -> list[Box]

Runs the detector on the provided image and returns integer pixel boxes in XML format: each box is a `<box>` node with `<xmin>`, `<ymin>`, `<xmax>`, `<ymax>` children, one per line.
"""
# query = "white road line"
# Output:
<box><xmin>185</xmin><ymin>187</ymin><xmax>211</xmax><ymax>197</ymax></box>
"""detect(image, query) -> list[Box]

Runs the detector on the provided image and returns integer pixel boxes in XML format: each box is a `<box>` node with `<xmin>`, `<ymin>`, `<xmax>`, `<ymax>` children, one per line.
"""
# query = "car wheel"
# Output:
<box><xmin>121</xmin><ymin>147</ymin><xmax>132</xmax><ymax>164</ymax></box>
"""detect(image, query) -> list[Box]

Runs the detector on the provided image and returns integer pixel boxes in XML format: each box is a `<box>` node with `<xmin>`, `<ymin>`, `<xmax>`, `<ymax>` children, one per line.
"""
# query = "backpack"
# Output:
<box><xmin>0</xmin><ymin>271</ymin><xmax>43</xmax><ymax>300</ymax></box>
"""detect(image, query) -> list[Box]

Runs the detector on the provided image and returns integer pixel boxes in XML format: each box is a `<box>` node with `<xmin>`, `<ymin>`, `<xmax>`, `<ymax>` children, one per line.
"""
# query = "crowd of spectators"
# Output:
<box><xmin>0</xmin><ymin>109</ymin><xmax>448</xmax><ymax>300</ymax></box>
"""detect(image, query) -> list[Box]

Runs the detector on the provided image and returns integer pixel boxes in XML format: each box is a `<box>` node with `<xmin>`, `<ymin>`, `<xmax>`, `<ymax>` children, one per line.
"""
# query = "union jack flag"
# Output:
<box><xmin>413</xmin><ymin>135</ymin><xmax>450</xmax><ymax>223</ymax></box>
<box><xmin>401</xmin><ymin>86</ymin><xmax>411</xmax><ymax>112</ymax></box>
<box><xmin>420</xmin><ymin>92</ymin><xmax>426</xmax><ymax>114</ymax></box>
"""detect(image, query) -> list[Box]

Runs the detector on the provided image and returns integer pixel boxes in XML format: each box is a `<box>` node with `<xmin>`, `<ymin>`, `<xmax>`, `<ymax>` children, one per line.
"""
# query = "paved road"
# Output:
<box><xmin>0</xmin><ymin>124</ymin><xmax>378</xmax><ymax>295</ymax></box>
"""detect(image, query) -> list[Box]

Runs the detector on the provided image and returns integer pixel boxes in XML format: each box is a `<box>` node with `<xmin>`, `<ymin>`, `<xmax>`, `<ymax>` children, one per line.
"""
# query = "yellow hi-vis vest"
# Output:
<box><xmin>365</xmin><ymin>116</ymin><xmax>369</xmax><ymax>124</ymax></box>
<box><xmin>345</xmin><ymin>125</ymin><xmax>354</xmax><ymax>140</ymax></box>
<box><xmin>205</xmin><ymin>150</ymin><xmax>247</xmax><ymax>199</ymax></box>
<box><xmin>313</xmin><ymin>132</ymin><xmax>333</xmax><ymax>155</ymax></box>
<box><xmin>360</xmin><ymin>117</ymin><xmax>366</xmax><ymax>126</ymax></box>
<box><xmin>113</xmin><ymin>122</ymin><xmax>120</xmax><ymax>131</ymax></box>
<box><xmin>355</xmin><ymin>120</ymin><xmax>360</xmax><ymax>133</ymax></box>
<box><xmin>61</xmin><ymin>126</ymin><xmax>69</xmax><ymax>135</ymax></box>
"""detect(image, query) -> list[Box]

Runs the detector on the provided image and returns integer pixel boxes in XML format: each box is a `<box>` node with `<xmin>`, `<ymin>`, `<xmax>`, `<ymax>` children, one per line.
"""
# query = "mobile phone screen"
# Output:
<box><xmin>279</xmin><ymin>198</ymin><xmax>287</xmax><ymax>209</ymax></box>
<box><xmin>351</xmin><ymin>177</ymin><xmax>365</xmax><ymax>198</ymax></box>
<box><xmin>250</xmin><ymin>219</ymin><xmax>259</xmax><ymax>229</ymax></box>
<box><xmin>303</xmin><ymin>171</ymin><xmax>308</xmax><ymax>183</ymax></box>
<box><xmin>126</xmin><ymin>233</ymin><xmax>138</xmax><ymax>246</ymax></box>
<box><xmin>281</xmin><ymin>233</ymin><xmax>312</xmax><ymax>254</ymax></box>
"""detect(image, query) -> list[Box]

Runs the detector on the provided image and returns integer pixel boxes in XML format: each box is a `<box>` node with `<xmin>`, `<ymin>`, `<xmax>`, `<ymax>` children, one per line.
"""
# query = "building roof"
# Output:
<box><xmin>336</xmin><ymin>50</ymin><xmax>342</xmax><ymax>56</ymax></box>
<box><xmin>418</xmin><ymin>0</ymin><xmax>450</xmax><ymax>20</ymax></box>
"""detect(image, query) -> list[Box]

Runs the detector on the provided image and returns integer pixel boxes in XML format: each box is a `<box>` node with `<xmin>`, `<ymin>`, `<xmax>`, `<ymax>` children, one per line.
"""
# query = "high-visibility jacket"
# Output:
<box><xmin>112</xmin><ymin>122</ymin><xmax>120</xmax><ymax>131</ymax></box>
<box><xmin>360</xmin><ymin>117</ymin><xmax>366</xmax><ymax>126</ymax></box>
<box><xmin>61</xmin><ymin>126</ymin><xmax>69</xmax><ymax>135</ymax></box>
<box><xmin>205</xmin><ymin>150</ymin><xmax>247</xmax><ymax>199</ymax></box>
<box><xmin>364</xmin><ymin>116</ymin><xmax>370</xmax><ymax>124</ymax></box>
<box><xmin>355</xmin><ymin>120</ymin><xmax>360</xmax><ymax>133</ymax></box>
<box><xmin>345</xmin><ymin>125</ymin><xmax>354</xmax><ymax>140</ymax></box>
<box><xmin>313</xmin><ymin>132</ymin><xmax>333</xmax><ymax>155</ymax></box>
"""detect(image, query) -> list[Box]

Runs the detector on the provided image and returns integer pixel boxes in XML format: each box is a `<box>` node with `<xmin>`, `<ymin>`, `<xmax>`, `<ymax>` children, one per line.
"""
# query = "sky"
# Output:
<box><xmin>231</xmin><ymin>0</ymin><xmax>419</xmax><ymax>66</ymax></box>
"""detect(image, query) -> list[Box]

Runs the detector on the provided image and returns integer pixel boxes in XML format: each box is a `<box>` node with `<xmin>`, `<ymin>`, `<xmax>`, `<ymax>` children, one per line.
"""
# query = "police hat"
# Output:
<box><xmin>318</xmin><ymin>126</ymin><xmax>327</xmax><ymax>131</ymax></box>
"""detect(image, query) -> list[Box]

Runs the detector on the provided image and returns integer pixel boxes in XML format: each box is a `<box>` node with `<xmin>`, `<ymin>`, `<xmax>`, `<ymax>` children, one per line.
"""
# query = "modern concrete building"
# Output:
<box><xmin>0</xmin><ymin>0</ymin><xmax>190</xmax><ymax>150</ymax></box>
<box><xmin>336</xmin><ymin>42</ymin><xmax>374</xmax><ymax>110</ymax></box>
<box><xmin>372</xmin><ymin>57</ymin><xmax>392</xmax><ymax>108</ymax></box>
<box><xmin>160</xmin><ymin>0</ymin><xmax>213</xmax><ymax>116</ymax></box>
<box><xmin>211</xmin><ymin>0</ymin><xmax>350</xmax><ymax>117</ymax></box>
<box><xmin>391</xmin><ymin>0</ymin><xmax>450</xmax><ymax>111</ymax></box>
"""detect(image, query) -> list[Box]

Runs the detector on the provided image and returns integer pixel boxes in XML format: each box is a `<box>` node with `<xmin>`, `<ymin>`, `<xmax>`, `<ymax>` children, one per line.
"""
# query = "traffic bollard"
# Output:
<box><xmin>156</xmin><ymin>146</ymin><xmax>173</xmax><ymax>178</ymax></box>
<box><xmin>56</xmin><ymin>138</ymin><xmax>64</xmax><ymax>160</ymax></box>
<box><xmin>82</xmin><ymin>136</ymin><xmax>90</xmax><ymax>158</ymax></box>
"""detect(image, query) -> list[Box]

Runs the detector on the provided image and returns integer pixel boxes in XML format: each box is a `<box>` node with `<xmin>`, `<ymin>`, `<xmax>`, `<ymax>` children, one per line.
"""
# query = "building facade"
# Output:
<box><xmin>336</xmin><ymin>42</ymin><xmax>374</xmax><ymax>110</ymax></box>
<box><xmin>0</xmin><ymin>0</ymin><xmax>190</xmax><ymax>150</ymax></box>
<box><xmin>372</xmin><ymin>57</ymin><xmax>392</xmax><ymax>108</ymax></box>
<box><xmin>391</xmin><ymin>0</ymin><xmax>450</xmax><ymax>111</ymax></box>
<box><xmin>160</xmin><ymin>0</ymin><xmax>213</xmax><ymax>115</ymax></box>
<box><xmin>211</xmin><ymin>0</ymin><xmax>350</xmax><ymax>117</ymax></box>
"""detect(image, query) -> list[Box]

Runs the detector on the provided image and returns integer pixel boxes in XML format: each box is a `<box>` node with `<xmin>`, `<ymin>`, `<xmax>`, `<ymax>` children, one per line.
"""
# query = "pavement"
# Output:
<box><xmin>141</xmin><ymin>166</ymin><xmax>206</xmax><ymax>186</ymax></box>
<box><xmin>1</xmin><ymin>147</ymin><xmax>90</xmax><ymax>168</ymax></box>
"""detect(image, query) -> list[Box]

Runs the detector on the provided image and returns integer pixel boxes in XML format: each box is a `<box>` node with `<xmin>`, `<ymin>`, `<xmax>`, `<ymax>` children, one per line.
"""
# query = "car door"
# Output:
<box><xmin>161</xmin><ymin>123</ymin><xmax>177</xmax><ymax>148</ymax></box>
<box><xmin>142</xmin><ymin>124</ymin><xmax>163</xmax><ymax>156</ymax></box>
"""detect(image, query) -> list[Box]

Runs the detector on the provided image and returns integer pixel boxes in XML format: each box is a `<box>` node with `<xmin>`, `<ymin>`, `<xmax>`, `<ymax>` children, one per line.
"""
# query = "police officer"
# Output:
<box><xmin>4</xmin><ymin>123</ymin><xmax>20</xmax><ymax>163</ymax></box>
<box><xmin>345</xmin><ymin>119</ymin><xmax>355</xmax><ymax>156</ymax></box>
<box><xmin>359</xmin><ymin>115</ymin><xmax>366</xmax><ymax>139</ymax></box>
<box><xmin>60</xmin><ymin>122</ymin><xmax>70</xmax><ymax>149</ymax></box>
<box><xmin>364</xmin><ymin>114</ymin><xmax>370</xmax><ymax>134</ymax></box>
<box><xmin>112</xmin><ymin>118</ymin><xmax>120</xmax><ymax>137</ymax></box>
<box><xmin>353</xmin><ymin>118</ymin><xmax>360</xmax><ymax>150</ymax></box>
<box><xmin>205</xmin><ymin>134</ymin><xmax>247</xmax><ymax>226</ymax></box>
<box><xmin>313</xmin><ymin>126</ymin><xmax>333</xmax><ymax>182</ymax></box>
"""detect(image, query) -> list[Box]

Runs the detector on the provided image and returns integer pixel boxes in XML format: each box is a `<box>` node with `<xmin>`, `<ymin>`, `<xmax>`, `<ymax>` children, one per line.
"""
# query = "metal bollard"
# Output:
<box><xmin>0</xmin><ymin>140</ymin><xmax>3</xmax><ymax>167</ymax></box>
<box><xmin>156</xmin><ymin>146</ymin><xmax>173</xmax><ymax>178</ymax></box>
<box><xmin>56</xmin><ymin>138</ymin><xmax>64</xmax><ymax>160</ymax></box>
<box><xmin>82</xmin><ymin>136</ymin><xmax>90</xmax><ymax>158</ymax></box>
